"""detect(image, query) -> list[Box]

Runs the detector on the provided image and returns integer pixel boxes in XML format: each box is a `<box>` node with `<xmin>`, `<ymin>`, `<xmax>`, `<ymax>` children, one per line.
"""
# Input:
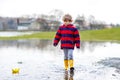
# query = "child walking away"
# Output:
<box><xmin>53</xmin><ymin>14</ymin><xmax>80</xmax><ymax>72</ymax></box>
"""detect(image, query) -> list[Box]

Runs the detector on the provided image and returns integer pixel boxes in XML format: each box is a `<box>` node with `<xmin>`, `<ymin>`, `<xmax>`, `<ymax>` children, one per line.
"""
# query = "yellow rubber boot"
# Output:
<box><xmin>69</xmin><ymin>60</ymin><xmax>74</xmax><ymax>68</ymax></box>
<box><xmin>64</xmin><ymin>60</ymin><xmax>68</xmax><ymax>70</ymax></box>
<box><xmin>69</xmin><ymin>60</ymin><xmax>74</xmax><ymax>73</ymax></box>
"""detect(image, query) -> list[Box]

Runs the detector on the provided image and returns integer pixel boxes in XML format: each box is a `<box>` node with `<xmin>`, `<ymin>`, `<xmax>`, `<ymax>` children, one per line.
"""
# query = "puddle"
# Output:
<box><xmin>0</xmin><ymin>40</ymin><xmax>120</xmax><ymax>80</ymax></box>
<box><xmin>0</xmin><ymin>31</ymin><xmax>36</xmax><ymax>37</ymax></box>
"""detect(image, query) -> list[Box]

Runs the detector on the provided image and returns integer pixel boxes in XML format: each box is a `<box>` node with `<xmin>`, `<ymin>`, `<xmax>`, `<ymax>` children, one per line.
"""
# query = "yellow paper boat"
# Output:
<box><xmin>12</xmin><ymin>68</ymin><xmax>20</xmax><ymax>74</ymax></box>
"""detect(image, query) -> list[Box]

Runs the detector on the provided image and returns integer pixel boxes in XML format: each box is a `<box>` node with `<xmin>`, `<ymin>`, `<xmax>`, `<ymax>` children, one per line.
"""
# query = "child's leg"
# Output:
<box><xmin>68</xmin><ymin>49</ymin><xmax>74</xmax><ymax>69</ymax></box>
<box><xmin>63</xmin><ymin>49</ymin><xmax>68</xmax><ymax>70</ymax></box>
<box><xmin>63</xmin><ymin>49</ymin><xmax>68</xmax><ymax>60</ymax></box>
<box><xmin>68</xmin><ymin>49</ymin><xmax>73</xmax><ymax>60</ymax></box>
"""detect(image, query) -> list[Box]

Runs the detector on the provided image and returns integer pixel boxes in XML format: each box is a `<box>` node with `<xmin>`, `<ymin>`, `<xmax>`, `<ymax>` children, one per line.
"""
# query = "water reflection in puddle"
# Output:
<box><xmin>0</xmin><ymin>39</ymin><xmax>120</xmax><ymax>80</ymax></box>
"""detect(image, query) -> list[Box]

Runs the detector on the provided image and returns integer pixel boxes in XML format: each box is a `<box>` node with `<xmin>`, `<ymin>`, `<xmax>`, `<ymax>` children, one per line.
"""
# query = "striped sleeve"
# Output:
<box><xmin>53</xmin><ymin>27</ymin><xmax>61</xmax><ymax>46</ymax></box>
<box><xmin>74</xmin><ymin>28</ymin><xmax>80</xmax><ymax>48</ymax></box>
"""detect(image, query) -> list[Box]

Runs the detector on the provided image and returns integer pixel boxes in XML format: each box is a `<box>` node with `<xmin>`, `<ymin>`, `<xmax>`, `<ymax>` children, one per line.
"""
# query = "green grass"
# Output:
<box><xmin>0</xmin><ymin>32</ymin><xmax>56</xmax><ymax>40</ymax></box>
<box><xmin>81</xmin><ymin>27</ymin><xmax>120</xmax><ymax>41</ymax></box>
<box><xmin>0</xmin><ymin>27</ymin><xmax>120</xmax><ymax>41</ymax></box>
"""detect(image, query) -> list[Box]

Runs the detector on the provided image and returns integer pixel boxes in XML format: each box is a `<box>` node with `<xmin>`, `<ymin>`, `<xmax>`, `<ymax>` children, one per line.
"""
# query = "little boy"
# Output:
<box><xmin>53</xmin><ymin>14</ymin><xmax>80</xmax><ymax>72</ymax></box>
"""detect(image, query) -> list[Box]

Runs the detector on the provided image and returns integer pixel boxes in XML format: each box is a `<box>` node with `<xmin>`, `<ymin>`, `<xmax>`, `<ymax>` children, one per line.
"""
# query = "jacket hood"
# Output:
<box><xmin>63</xmin><ymin>24</ymin><xmax>73</xmax><ymax>27</ymax></box>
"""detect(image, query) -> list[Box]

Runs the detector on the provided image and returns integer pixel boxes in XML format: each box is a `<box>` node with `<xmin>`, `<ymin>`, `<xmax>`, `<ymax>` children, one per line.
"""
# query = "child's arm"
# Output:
<box><xmin>53</xmin><ymin>28</ymin><xmax>61</xmax><ymax>46</ymax></box>
<box><xmin>74</xmin><ymin>29</ymin><xmax>80</xmax><ymax>48</ymax></box>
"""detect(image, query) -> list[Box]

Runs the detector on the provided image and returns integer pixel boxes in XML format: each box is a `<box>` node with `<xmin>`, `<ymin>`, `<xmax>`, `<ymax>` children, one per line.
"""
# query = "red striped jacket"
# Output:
<box><xmin>53</xmin><ymin>24</ymin><xmax>80</xmax><ymax>49</ymax></box>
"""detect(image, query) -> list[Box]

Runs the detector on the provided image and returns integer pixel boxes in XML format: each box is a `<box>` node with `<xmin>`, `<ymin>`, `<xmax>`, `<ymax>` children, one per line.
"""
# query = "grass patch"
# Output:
<box><xmin>0</xmin><ymin>27</ymin><xmax>120</xmax><ymax>41</ymax></box>
<box><xmin>81</xmin><ymin>27</ymin><xmax>120</xmax><ymax>41</ymax></box>
<box><xmin>0</xmin><ymin>32</ymin><xmax>56</xmax><ymax>40</ymax></box>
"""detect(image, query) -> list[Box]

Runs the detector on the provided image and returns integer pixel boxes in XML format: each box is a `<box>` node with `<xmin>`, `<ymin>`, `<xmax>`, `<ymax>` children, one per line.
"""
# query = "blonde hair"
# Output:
<box><xmin>62</xmin><ymin>14</ymin><xmax>72</xmax><ymax>21</ymax></box>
